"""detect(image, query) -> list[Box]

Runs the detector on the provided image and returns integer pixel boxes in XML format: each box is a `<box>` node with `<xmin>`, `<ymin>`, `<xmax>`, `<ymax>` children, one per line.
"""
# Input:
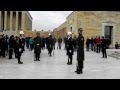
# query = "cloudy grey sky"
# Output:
<box><xmin>29</xmin><ymin>11</ymin><xmax>72</xmax><ymax>31</ymax></box>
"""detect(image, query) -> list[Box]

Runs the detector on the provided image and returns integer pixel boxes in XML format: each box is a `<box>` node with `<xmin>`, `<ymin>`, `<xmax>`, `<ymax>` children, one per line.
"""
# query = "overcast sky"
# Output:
<box><xmin>29</xmin><ymin>11</ymin><xmax>72</xmax><ymax>31</ymax></box>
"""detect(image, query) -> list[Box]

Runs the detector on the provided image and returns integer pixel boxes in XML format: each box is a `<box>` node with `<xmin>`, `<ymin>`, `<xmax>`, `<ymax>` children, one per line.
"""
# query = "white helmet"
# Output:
<box><xmin>48</xmin><ymin>33</ymin><xmax>51</xmax><ymax>36</ymax></box>
<box><xmin>19</xmin><ymin>31</ymin><xmax>24</xmax><ymax>35</ymax></box>
<box><xmin>68</xmin><ymin>32</ymin><xmax>72</xmax><ymax>35</ymax></box>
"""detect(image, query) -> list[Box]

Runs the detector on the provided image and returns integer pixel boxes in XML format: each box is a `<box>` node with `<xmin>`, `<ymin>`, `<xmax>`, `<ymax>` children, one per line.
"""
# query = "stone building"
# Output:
<box><xmin>54</xmin><ymin>11</ymin><xmax>120</xmax><ymax>47</ymax></box>
<box><xmin>24</xmin><ymin>30</ymin><xmax>49</xmax><ymax>38</ymax></box>
<box><xmin>53</xmin><ymin>21</ymin><xmax>67</xmax><ymax>40</ymax></box>
<box><xmin>0</xmin><ymin>11</ymin><xmax>32</xmax><ymax>36</ymax></box>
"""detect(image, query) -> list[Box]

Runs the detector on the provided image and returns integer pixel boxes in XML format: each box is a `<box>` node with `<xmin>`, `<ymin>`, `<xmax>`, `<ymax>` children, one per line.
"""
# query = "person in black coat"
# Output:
<box><xmin>76</xmin><ymin>28</ymin><xmax>85</xmax><ymax>74</ymax></box>
<box><xmin>64</xmin><ymin>36</ymin><xmax>68</xmax><ymax>50</ymax></box>
<box><xmin>5</xmin><ymin>35</ymin><xmax>9</xmax><ymax>56</ymax></box>
<box><xmin>9</xmin><ymin>35</ymin><xmax>15</xmax><ymax>59</ymax></box>
<box><xmin>20</xmin><ymin>36</ymin><xmax>25</xmax><ymax>53</ymax></box>
<box><xmin>26</xmin><ymin>37</ymin><xmax>30</xmax><ymax>49</ymax></box>
<box><xmin>90</xmin><ymin>37</ymin><xmax>94</xmax><ymax>51</ymax></box>
<box><xmin>53</xmin><ymin>37</ymin><xmax>56</xmax><ymax>50</ymax></box>
<box><xmin>1</xmin><ymin>36</ymin><xmax>6</xmax><ymax>58</ymax></box>
<box><xmin>86</xmin><ymin>37</ymin><xmax>90</xmax><ymax>51</ymax></box>
<box><xmin>66</xmin><ymin>32</ymin><xmax>74</xmax><ymax>65</ymax></box>
<box><xmin>73</xmin><ymin>35</ymin><xmax>77</xmax><ymax>51</ymax></box>
<box><xmin>34</xmin><ymin>32</ymin><xmax>42</xmax><ymax>61</ymax></box>
<box><xmin>115</xmin><ymin>42</ymin><xmax>119</xmax><ymax>49</ymax></box>
<box><xmin>101</xmin><ymin>36</ymin><xmax>107</xmax><ymax>58</ymax></box>
<box><xmin>0</xmin><ymin>35</ymin><xmax>2</xmax><ymax>57</ymax></box>
<box><xmin>14</xmin><ymin>35</ymin><xmax>23</xmax><ymax>64</ymax></box>
<box><xmin>57</xmin><ymin>37</ymin><xmax>62</xmax><ymax>49</ymax></box>
<box><xmin>41</xmin><ymin>36</ymin><xmax>45</xmax><ymax>50</ymax></box>
<box><xmin>46</xmin><ymin>34</ymin><xmax>54</xmax><ymax>56</ymax></box>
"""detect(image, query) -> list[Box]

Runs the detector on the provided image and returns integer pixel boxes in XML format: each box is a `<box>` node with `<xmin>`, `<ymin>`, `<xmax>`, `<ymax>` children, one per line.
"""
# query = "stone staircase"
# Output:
<box><xmin>0</xmin><ymin>31</ymin><xmax>17</xmax><ymax>37</ymax></box>
<box><xmin>108</xmin><ymin>51</ymin><xmax>120</xmax><ymax>59</ymax></box>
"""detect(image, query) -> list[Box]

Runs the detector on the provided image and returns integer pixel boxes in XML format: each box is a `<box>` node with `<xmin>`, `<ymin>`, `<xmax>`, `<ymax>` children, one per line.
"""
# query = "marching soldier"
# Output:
<box><xmin>66</xmin><ymin>32</ymin><xmax>74</xmax><ymax>65</ymax></box>
<box><xmin>46</xmin><ymin>34</ymin><xmax>54</xmax><ymax>56</ymax></box>
<box><xmin>34</xmin><ymin>32</ymin><xmax>42</xmax><ymax>61</ymax></box>
<box><xmin>76</xmin><ymin>28</ymin><xmax>85</xmax><ymax>74</ymax></box>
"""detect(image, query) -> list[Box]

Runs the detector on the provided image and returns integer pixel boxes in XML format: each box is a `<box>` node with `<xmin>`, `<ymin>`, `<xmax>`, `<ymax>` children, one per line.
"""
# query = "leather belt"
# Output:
<box><xmin>35</xmin><ymin>44</ymin><xmax>40</xmax><ymax>46</ymax></box>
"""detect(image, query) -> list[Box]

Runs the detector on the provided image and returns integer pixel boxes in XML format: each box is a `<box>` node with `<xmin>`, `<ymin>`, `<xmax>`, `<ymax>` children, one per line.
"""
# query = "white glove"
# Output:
<box><xmin>19</xmin><ymin>48</ymin><xmax>22</xmax><ymax>52</ymax></box>
<box><xmin>69</xmin><ymin>50</ymin><xmax>72</xmax><ymax>53</ymax></box>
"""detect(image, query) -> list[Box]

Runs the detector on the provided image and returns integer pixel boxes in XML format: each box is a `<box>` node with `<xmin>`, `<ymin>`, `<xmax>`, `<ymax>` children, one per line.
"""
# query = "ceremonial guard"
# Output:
<box><xmin>34</xmin><ymin>32</ymin><xmax>42</xmax><ymax>61</ymax></box>
<box><xmin>76</xmin><ymin>28</ymin><xmax>85</xmax><ymax>74</ymax></box>
<box><xmin>66</xmin><ymin>32</ymin><xmax>74</xmax><ymax>65</ymax></box>
<box><xmin>14</xmin><ymin>35</ymin><xmax>23</xmax><ymax>64</ymax></box>
<box><xmin>19</xmin><ymin>31</ymin><xmax>25</xmax><ymax>53</ymax></box>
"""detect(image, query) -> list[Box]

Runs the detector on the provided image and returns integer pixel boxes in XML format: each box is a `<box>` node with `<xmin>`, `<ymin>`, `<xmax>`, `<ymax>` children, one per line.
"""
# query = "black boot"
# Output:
<box><xmin>77</xmin><ymin>69</ymin><xmax>83</xmax><ymax>74</ymax></box>
<box><xmin>18</xmin><ymin>61</ymin><xmax>23</xmax><ymax>64</ymax></box>
<box><xmin>50</xmin><ymin>53</ymin><xmax>52</xmax><ymax>56</ymax></box>
<box><xmin>67</xmin><ymin>58</ymin><xmax>70</xmax><ymax>65</ymax></box>
<box><xmin>38</xmin><ymin>58</ymin><xmax>40</xmax><ymax>61</ymax></box>
<box><xmin>75</xmin><ymin>66</ymin><xmax>79</xmax><ymax>73</ymax></box>
<box><xmin>70</xmin><ymin>60</ymin><xmax>72</xmax><ymax>65</ymax></box>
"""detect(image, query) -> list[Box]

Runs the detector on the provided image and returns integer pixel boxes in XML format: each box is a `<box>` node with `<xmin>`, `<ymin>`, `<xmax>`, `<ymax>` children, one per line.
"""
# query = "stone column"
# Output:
<box><xmin>4</xmin><ymin>11</ymin><xmax>7</xmax><ymax>31</ymax></box>
<box><xmin>15</xmin><ymin>11</ymin><xmax>18</xmax><ymax>31</ymax></box>
<box><xmin>21</xmin><ymin>11</ymin><xmax>25</xmax><ymax>31</ymax></box>
<box><xmin>0</xmin><ymin>11</ymin><xmax>1</xmax><ymax>30</ymax></box>
<box><xmin>10</xmin><ymin>11</ymin><xmax>13</xmax><ymax>31</ymax></box>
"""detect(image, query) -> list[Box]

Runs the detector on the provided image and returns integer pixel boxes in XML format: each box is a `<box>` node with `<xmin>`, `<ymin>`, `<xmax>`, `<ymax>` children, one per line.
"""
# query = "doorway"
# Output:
<box><xmin>104</xmin><ymin>26</ymin><xmax>113</xmax><ymax>46</ymax></box>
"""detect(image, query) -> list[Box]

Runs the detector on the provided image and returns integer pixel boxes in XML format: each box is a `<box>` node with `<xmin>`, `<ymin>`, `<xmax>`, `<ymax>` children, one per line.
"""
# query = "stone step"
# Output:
<box><xmin>108</xmin><ymin>54</ymin><xmax>120</xmax><ymax>59</ymax></box>
<box><xmin>109</xmin><ymin>51</ymin><xmax>120</xmax><ymax>55</ymax></box>
<box><xmin>0</xmin><ymin>31</ymin><xmax>17</xmax><ymax>37</ymax></box>
<box><xmin>111</xmin><ymin>53</ymin><xmax>120</xmax><ymax>56</ymax></box>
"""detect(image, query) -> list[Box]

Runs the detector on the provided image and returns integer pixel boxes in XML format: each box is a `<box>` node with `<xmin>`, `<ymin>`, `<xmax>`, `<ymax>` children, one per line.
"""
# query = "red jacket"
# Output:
<box><xmin>96</xmin><ymin>38</ymin><xmax>102</xmax><ymax>45</ymax></box>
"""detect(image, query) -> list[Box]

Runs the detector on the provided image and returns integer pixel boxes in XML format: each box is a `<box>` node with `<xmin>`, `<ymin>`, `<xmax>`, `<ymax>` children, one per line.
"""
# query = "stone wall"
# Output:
<box><xmin>66</xmin><ymin>11</ymin><xmax>120</xmax><ymax>46</ymax></box>
<box><xmin>53</xmin><ymin>22</ymin><xmax>67</xmax><ymax>40</ymax></box>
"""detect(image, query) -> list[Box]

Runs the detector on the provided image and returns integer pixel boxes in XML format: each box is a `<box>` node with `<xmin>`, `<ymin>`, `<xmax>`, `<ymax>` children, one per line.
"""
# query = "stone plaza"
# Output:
<box><xmin>0</xmin><ymin>44</ymin><xmax>120</xmax><ymax>79</ymax></box>
<box><xmin>1</xmin><ymin>11</ymin><xmax>120</xmax><ymax>79</ymax></box>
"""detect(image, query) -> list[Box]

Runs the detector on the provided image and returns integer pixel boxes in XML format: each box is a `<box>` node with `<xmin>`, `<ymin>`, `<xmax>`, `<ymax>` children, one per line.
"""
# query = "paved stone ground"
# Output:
<box><xmin>0</xmin><ymin>45</ymin><xmax>120</xmax><ymax>79</ymax></box>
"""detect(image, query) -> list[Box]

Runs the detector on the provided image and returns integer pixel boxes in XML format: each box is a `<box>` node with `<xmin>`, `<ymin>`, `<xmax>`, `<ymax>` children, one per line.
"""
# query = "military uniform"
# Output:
<box><xmin>20</xmin><ymin>37</ymin><xmax>25</xmax><ymax>53</ymax></box>
<box><xmin>66</xmin><ymin>37</ymin><xmax>74</xmax><ymax>65</ymax></box>
<box><xmin>14</xmin><ymin>37</ymin><xmax>23</xmax><ymax>64</ymax></box>
<box><xmin>34</xmin><ymin>36</ymin><xmax>42</xmax><ymax>61</ymax></box>
<box><xmin>76</xmin><ymin>33</ymin><xmax>85</xmax><ymax>74</ymax></box>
